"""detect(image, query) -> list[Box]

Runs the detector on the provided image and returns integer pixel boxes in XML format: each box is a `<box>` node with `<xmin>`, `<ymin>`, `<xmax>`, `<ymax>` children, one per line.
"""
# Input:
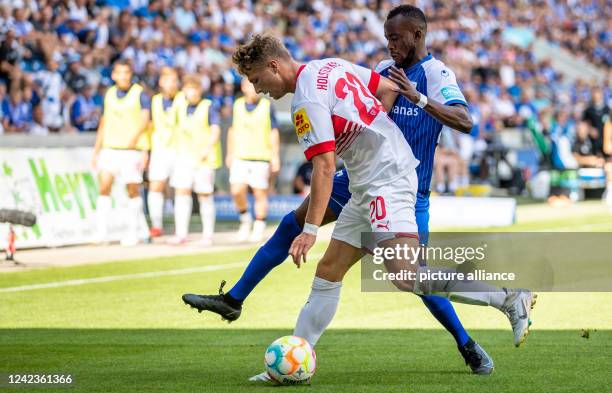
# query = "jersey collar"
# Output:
<box><xmin>403</xmin><ymin>53</ymin><xmax>433</xmax><ymax>73</ymax></box>
<box><xmin>296</xmin><ymin>64</ymin><xmax>306</xmax><ymax>79</ymax></box>
<box><xmin>244</xmin><ymin>97</ymin><xmax>261</xmax><ymax>109</ymax></box>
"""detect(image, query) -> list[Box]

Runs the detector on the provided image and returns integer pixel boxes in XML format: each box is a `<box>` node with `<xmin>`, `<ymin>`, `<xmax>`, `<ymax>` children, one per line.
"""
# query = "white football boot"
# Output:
<box><xmin>248</xmin><ymin>371</ymin><xmax>271</xmax><ymax>382</ymax></box>
<box><xmin>501</xmin><ymin>289</ymin><xmax>537</xmax><ymax>347</ymax></box>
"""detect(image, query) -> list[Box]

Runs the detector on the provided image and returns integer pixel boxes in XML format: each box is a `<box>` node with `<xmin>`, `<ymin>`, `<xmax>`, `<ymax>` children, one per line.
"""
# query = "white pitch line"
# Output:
<box><xmin>0</xmin><ymin>262</ymin><xmax>247</xmax><ymax>293</ymax></box>
<box><xmin>0</xmin><ymin>252</ymin><xmax>324</xmax><ymax>293</ymax></box>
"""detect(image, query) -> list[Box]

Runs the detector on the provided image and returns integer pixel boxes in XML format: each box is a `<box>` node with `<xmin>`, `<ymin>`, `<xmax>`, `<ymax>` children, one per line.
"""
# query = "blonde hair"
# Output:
<box><xmin>232</xmin><ymin>34</ymin><xmax>291</xmax><ymax>75</ymax></box>
<box><xmin>182</xmin><ymin>74</ymin><xmax>202</xmax><ymax>89</ymax></box>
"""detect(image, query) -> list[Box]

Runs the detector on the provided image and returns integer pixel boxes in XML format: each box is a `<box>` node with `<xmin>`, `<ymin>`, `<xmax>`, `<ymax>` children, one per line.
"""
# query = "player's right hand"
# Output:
<box><xmin>91</xmin><ymin>154</ymin><xmax>98</xmax><ymax>171</ymax></box>
<box><xmin>388</xmin><ymin>66</ymin><xmax>420</xmax><ymax>104</ymax></box>
<box><xmin>225</xmin><ymin>156</ymin><xmax>233</xmax><ymax>169</ymax></box>
<box><xmin>138</xmin><ymin>151</ymin><xmax>149</xmax><ymax>171</ymax></box>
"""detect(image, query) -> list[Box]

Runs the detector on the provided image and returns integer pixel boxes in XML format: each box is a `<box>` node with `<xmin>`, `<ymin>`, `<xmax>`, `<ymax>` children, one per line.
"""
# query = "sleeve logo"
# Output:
<box><xmin>293</xmin><ymin>108</ymin><xmax>312</xmax><ymax>138</ymax></box>
<box><xmin>440</xmin><ymin>86</ymin><xmax>463</xmax><ymax>101</ymax></box>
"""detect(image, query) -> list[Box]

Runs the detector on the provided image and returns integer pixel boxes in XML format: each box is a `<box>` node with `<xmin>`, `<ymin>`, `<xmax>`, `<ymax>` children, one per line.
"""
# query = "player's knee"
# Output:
<box><xmin>315</xmin><ymin>257</ymin><xmax>344</xmax><ymax>282</ymax></box>
<box><xmin>293</xmin><ymin>200</ymin><xmax>308</xmax><ymax>227</ymax></box>
<box><xmin>253</xmin><ymin>189</ymin><xmax>268</xmax><ymax>199</ymax></box>
<box><xmin>149</xmin><ymin>181</ymin><xmax>165</xmax><ymax>193</ymax></box>
<box><xmin>98</xmin><ymin>185</ymin><xmax>111</xmax><ymax>195</ymax></box>
<box><xmin>98</xmin><ymin>176</ymin><xmax>113</xmax><ymax>194</ymax></box>
<box><xmin>280</xmin><ymin>211</ymin><xmax>301</xmax><ymax>231</ymax></box>
<box><xmin>98</xmin><ymin>182</ymin><xmax>112</xmax><ymax>195</ymax></box>
<box><xmin>126</xmin><ymin>184</ymin><xmax>140</xmax><ymax>198</ymax></box>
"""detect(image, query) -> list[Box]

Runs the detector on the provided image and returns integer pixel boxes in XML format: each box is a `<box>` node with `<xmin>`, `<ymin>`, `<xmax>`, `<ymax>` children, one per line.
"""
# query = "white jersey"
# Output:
<box><xmin>291</xmin><ymin>58</ymin><xmax>419</xmax><ymax>193</ymax></box>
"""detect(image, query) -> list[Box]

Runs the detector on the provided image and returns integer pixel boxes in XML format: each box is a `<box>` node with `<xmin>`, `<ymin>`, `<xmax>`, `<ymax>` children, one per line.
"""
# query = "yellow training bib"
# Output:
<box><xmin>232</xmin><ymin>97</ymin><xmax>273</xmax><ymax>161</ymax></box>
<box><xmin>102</xmin><ymin>84</ymin><xmax>149</xmax><ymax>150</ymax></box>
<box><xmin>176</xmin><ymin>99</ymin><xmax>222</xmax><ymax>169</ymax></box>
<box><xmin>150</xmin><ymin>91</ymin><xmax>185</xmax><ymax>151</ymax></box>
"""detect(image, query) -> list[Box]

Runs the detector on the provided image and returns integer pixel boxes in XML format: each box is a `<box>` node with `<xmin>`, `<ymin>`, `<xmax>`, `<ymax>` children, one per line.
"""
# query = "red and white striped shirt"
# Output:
<box><xmin>291</xmin><ymin>58</ymin><xmax>419</xmax><ymax>192</ymax></box>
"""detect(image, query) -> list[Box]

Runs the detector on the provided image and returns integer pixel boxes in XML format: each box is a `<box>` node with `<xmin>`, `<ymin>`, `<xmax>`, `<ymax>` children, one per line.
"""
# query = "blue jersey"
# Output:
<box><xmin>327</xmin><ymin>55</ymin><xmax>467</xmax><ymax>240</ymax></box>
<box><xmin>376</xmin><ymin>54</ymin><xmax>467</xmax><ymax>206</ymax></box>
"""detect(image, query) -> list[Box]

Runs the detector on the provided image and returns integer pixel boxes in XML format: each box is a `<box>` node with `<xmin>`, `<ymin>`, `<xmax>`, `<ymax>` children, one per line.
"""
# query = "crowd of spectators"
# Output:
<box><xmin>0</xmin><ymin>0</ymin><xmax>610</xmax><ymax>188</ymax></box>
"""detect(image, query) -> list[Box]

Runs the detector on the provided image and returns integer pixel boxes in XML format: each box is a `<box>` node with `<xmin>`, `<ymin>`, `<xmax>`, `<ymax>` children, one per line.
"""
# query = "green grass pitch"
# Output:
<box><xmin>1</xmin><ymin>208</ymin><xmax>611</xmax><ymax>392</ymax></box>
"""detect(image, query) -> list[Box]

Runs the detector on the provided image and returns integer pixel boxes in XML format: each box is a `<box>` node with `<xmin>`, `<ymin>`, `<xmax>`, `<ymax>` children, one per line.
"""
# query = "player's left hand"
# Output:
<box><xmin>138</xmin><ymin>151</ymin><xmax>149</xmax><ymax>171</ymax></box>
<box><xmin>388</xmin><ymin>66</ymin><xmax>420</xmax><ymax>104</ymax></box>
<box><xmin>289</xmin><ymin>232</ymin><xmax>316</xmax><ymax>268</ymax></box>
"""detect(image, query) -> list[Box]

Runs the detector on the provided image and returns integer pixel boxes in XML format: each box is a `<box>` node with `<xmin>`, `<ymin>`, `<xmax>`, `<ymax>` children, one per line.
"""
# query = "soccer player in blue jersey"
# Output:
<box><xmin>184</xmin><ymin>5</ymin><xmax>534</xmax><ymax>375</ymax></box>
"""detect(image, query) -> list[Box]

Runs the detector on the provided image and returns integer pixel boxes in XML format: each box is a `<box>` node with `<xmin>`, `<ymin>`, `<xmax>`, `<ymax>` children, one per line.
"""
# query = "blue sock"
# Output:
<box><xmin>228</xmin><ymin>211</ymin><xmax>302</xmax><ymax>301</ymax></box>
<box><xmin>420</xmin><ymin>295</ymin><xmax>471</xmax><ymax>347</ymax></box>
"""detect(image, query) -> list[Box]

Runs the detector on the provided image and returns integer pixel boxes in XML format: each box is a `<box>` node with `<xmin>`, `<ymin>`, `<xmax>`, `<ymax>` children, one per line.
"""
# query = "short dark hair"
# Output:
<box><xmin>387</xmin><ymin>5</ymin><xmax>427</xmax><ymax>31</ymax></box>
<box><xmin>232</xmin><ymin>34</ymin><xmax>291</xmax><ymax>75</ymax></box>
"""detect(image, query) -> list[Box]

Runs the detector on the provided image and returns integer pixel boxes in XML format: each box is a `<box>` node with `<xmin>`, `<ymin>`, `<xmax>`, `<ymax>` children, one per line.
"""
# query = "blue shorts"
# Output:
<box><xmin>328</xmin><ymin>169</ymin><xmax>431</xmax><ymax>244</ymax></box>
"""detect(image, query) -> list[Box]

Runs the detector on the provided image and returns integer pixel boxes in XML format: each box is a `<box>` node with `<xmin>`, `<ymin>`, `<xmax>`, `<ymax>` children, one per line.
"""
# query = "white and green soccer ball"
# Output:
<box><xmin>264</xmin><ymin>335</ymin><xmax>316</xmax><ymax>385</ymax></box>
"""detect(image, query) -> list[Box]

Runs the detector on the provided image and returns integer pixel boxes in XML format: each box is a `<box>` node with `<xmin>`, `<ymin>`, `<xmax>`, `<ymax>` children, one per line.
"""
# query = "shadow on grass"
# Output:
<box><xmin>1</xmin><ymin>329</ymin><xmax>610</xmax><ymax>393</ymax></box>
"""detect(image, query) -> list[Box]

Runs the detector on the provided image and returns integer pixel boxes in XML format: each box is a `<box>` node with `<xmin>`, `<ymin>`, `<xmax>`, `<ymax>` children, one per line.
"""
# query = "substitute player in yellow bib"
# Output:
<box><xmin>168</xmin><ymin>75</ymin><xmax>222</xmax><ymax>245</ymax></box>
<box><xmin>226</xmin><ymin>78</ymin><xmax>280</xmax><ymax>242</ymax></box>
<box><xmin>91</xmin><ymin>60</ymin><xmax>151</xmax><ymax>246</ymax></box>
<box><xmin>147</xmin><ymin>67</ymin><xmax>185</xmax><ymax>238</ymax></box>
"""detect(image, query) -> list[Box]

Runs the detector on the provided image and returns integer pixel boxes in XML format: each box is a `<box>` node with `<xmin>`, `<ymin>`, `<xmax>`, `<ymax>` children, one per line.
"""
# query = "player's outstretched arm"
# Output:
<box><xmin>289</xmin><ymin>151</ymin><xmax>335</xmax><ymax>267</ymax></box>
<box><xmin>388</xmin><ymin>66</ymin><xmax>473</xmax><ymax>133</ymax></box>
<box><xmin>305</xmin><ymin>151</ymin><xmax>335</xmax><ymax>227</ymax></box>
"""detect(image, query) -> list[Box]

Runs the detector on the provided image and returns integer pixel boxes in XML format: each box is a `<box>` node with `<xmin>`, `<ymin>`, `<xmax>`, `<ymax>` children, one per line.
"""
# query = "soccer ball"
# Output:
<box><xmin>264</xmin><ymin>335</ymin><xmax>316</xmax><ymax>385</ymax></box>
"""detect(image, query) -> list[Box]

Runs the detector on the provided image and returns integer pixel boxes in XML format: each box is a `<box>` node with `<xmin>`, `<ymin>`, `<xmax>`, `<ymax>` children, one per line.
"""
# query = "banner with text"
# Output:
<box><xmin>0</xmin><ymin>147</ymin><xmax>141</xmax><ymax>248</ymax></box>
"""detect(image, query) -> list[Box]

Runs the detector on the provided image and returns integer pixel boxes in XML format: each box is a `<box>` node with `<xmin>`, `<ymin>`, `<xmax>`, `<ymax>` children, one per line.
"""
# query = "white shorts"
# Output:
<box><xmin>229</xmin><ymin>159</ymin><xmax>270</xmax><ymax>189</ymax></box>
<box><xmin>148</xmin><ymin>149</ymin><xmax>176</xmax><ymax>182</ymax></box>
<box><xmin>170</xmin><ymin>161</ymin><xmax>215</xmax><ymax>194</ymax></box>
<box><xmin>332</xmin><ymin>170</ymin><xmax>419</xmax><ymax>250</ymax></box>
<box><xmin>98</xmin><ymin>148</ymin><xmax>143</xmax><ymax>184</ymax></box>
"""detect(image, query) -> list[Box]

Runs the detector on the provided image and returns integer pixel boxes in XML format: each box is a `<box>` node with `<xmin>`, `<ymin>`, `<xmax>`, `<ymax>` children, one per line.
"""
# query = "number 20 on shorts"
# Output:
<box><xmin>369</xmin><ymin>196</ymin><xmax>387</xmax><ymax>224</ymax></box>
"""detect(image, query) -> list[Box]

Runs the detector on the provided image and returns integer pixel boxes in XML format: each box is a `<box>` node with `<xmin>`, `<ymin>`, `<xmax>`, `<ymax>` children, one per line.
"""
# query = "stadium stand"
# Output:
<box><xmin>0</xmin><ymin>0</ymin><xmax>610</xmax><ymax>197</ymax></box>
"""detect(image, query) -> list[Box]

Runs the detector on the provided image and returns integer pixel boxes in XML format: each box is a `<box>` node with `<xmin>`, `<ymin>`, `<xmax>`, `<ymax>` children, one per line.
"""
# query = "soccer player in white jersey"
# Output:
<box><xmin>225</xmin><ymin>35</ymin><xmax>536</xmax><ymax>368</ymax></box>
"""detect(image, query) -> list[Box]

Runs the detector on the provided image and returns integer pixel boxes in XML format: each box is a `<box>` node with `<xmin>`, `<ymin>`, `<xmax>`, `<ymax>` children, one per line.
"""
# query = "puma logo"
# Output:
<box><xmin>376</xmin><ymin>221</ymin><xmax>390</xmax><ymax>231</ymax></box>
